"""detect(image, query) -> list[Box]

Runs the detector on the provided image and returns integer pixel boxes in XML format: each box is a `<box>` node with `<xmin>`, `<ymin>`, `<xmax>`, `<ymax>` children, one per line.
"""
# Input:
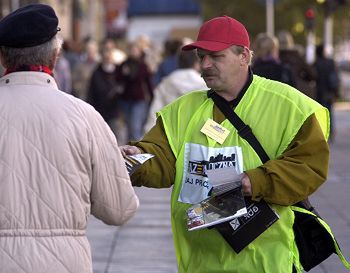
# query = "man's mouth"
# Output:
<box><xmin>201</xmin><ymin>73</ymin><xmax>217</xmax><ymax>78</ymax></box>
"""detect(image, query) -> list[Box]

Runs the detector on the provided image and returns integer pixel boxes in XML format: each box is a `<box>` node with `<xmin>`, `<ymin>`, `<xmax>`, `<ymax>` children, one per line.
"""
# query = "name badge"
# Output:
<box><xmin>200</xmin><ymin>118</ymin><xmax>230</xmax><ymax>144</ymax></box>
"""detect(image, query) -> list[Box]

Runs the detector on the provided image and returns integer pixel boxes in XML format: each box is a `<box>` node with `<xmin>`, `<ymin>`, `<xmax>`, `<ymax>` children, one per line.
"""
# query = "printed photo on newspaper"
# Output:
<box><xmin>187</xmin><ymin>184</ymin><xmax>247</xmax><ymax>231</ymax></box>
<box><xmin>187</xmin><ymin>167</ymin><xmax>247</xmax><ymax>231</ymax></box>
<box><xmin>124</xmin><ymin>153</ymin><xmax>154</xmax><ymax>175</ymax></box>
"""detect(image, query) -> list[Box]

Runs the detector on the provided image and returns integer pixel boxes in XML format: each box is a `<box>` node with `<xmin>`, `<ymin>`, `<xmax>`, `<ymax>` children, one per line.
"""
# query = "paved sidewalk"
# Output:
<box><xmin>87</xmin><ymin>104</ymin><xmax>350</xmax><ymax>273</ymax></box>
<box><xmin>308</xmin><ymin>103</ymin><xmax>350</xmax><ymax>273</ymax></box>
<box><xmin>87</xmin><ymin>187</ymin><xmax>176</xmax><ymax>273</ymax></box>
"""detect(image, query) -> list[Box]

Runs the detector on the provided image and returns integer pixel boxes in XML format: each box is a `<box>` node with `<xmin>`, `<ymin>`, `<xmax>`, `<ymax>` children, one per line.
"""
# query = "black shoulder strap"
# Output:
<box><xmin>208</xmin><ymin>90</ymin><xmax>270</xmax><ymax>164</ymax></box>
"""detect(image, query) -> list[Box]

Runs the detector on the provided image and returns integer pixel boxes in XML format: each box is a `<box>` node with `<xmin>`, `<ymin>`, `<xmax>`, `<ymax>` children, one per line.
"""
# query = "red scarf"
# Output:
<box><xmin>5</xmin><ymin>65</ymin><xmax>53</xmax><ymax>77</ymax></box>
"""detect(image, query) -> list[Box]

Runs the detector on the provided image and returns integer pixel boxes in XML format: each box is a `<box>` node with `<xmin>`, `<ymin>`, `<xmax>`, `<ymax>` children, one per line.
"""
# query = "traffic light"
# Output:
<box><xmin>305</xmin><ymin>7</ymin><xmax>315</xmax><ymax>31</ymax></box>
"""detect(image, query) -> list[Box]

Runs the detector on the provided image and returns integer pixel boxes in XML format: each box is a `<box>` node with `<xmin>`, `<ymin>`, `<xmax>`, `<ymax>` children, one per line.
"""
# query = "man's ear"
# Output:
<box><xmin>240</xmin><ymin>47</ymin><xmax>251</xmax><ymax>66</ymax></box>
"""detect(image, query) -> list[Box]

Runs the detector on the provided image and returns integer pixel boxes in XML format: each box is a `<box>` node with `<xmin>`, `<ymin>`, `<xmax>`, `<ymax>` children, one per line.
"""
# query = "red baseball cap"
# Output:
<box><xmin>182</xmin><ymin>16</ymin><xmax>250</xmax><ymax>52</ymax></box>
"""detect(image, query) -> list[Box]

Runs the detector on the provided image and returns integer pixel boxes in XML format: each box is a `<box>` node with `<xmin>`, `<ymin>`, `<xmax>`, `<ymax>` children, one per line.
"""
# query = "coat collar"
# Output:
<box><xmin>0</xmin><ymin>71</ymin><xmax>58</xmax><ymax>89</ymax></box>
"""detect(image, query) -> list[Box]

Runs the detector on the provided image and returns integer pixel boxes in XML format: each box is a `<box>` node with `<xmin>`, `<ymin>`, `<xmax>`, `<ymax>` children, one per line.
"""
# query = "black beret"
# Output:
<box><xmin>0</xmin><ymin>4</ymin><xmax>60</xmax><ymax>48</ymax></box>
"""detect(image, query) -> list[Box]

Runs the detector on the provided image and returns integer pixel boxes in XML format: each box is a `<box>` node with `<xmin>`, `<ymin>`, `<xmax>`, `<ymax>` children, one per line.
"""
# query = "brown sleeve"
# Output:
<box><xmin>245</xmin><ymin>114</ymin><xmax>329</xmax><ymax>205</ymax></box>
<box><xmin>129</xmin><ymin>117</ymin><xmax>176</xmax><ymax>188</ymax></box>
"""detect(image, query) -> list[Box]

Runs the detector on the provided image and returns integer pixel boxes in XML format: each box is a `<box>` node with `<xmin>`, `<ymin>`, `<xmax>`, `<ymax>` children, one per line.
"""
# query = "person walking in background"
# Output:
<box><xmin>61</xmin><ymin>39</ymin><xmax>82</xmax><ymax>73</ymax></box>
<box><xmin>278</xmin><ymin>30</ymin><xmax>317</xmax><ymax>98</ymax></box>
<box><xmin>87</xmin><ymin>39</ymin><xmax>121</xmax><ymax>135</ymax></box>
<box><xmin>54</xmin><ymin>50</ymin><xmax>72</xmax><ymax>94</ymax></box>
<box><xmin>153</xmin><ymin>38</ymin><xmax>183</xmax><ymax>86</ymax></box>
<box><xmin>120</xmin><ymin>15</ymin><xmax>330</xmax><ymax>273</ymax></box>
<box><xmin>0</xmin><ymin>4</ymin><xmax>139</xmax><ymax>273</ymax></box>
<box><xmin>111</xmin><ymin>39</ymin><xmax>127</xmax><ymax>65</ymax></box>
<box><xmin>314</xmin><ymin>44</ymin><xmax>340</xmax><ymax>141</ymax></box>
<box><xmin>135</xmin><ymin>34</ymin><xmax>161</xmax><ymax>75</ymax></box>
<box><xmin>144</xmin><ymin>50</ymin><xmax>208</xmax><ymax>132</ymax></box>
<box><xmin>72</xmin><ymin>39</ymin><xmax>100</xmax><ymax>101</ymax></box>
<box><xmin>116</xmin><ymin>42</ymin><xmax>153</xmax><ymax>141</ymax></box>
<box><xmin>251</xmin><ymin>32</ymin><xmax>295</xmax><ymax>86</ymax></box>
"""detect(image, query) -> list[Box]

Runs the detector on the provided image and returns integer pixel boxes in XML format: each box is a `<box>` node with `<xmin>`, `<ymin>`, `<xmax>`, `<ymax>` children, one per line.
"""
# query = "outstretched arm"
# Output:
<box><xmin>121</xmin><ymin>117</ymin><xmax>176</xmax><ymax>188</ymax></box>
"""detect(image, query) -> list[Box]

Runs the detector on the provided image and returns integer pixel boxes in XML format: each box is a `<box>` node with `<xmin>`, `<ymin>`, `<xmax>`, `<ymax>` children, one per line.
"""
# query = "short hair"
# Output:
<box><xmin>0</xmin><ymin>34</ymin><xmax>63</xmax><ymax>69</ymax></box>
<box><xmin>253</xmin><ymin>33</ymin><xmax>279</xmax><ymax>59</ymax></box>
<box><xmin>178</xmin><ymin>50</ymin><xmax>199</xmax><ymax>69</ymax></box>
<box><xmin>164</xmin><ymin>38</ymin><xmax>182</xmax><ymax>56</ymax></box>
<box><xmin>230</xmin><ymin>45</ymin><xmax>253</xmax><ymax>65</ymax></box>
<box><xmin>277</xmin><ymin>30</ymin><xmax>295</xmax><ymax>50</ymax></box>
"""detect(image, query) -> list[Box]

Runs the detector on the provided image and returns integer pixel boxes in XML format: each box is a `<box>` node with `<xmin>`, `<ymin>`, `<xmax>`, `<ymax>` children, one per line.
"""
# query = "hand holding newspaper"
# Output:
<box><xmin>124</xmin><ymin>153</ymin><xmax>154</xmax><ymax>175</ymax></box>
<box><xmin>187</xmin><ymin>167</ymin><xmax>247</xmax><ymax>231</ymax></box>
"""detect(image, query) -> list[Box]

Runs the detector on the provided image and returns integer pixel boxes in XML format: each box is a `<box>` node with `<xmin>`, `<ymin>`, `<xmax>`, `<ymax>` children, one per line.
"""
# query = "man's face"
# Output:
<box><xmin>197</xmin><ymin>47</ymin><xmax>243</xmax><ymax>92</ymax></box>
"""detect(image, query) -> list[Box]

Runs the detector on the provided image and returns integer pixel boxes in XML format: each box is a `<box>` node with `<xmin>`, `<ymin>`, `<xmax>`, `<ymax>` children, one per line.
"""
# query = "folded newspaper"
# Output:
<box><xmin>124</xmin><ymin>153</ymin><xmax>154</xmax><ymax>175</ymax></box>
<box><xmin>187</xmin><ymin>167</ymin><xmax>247</xmax><ymax>231</ymax></box>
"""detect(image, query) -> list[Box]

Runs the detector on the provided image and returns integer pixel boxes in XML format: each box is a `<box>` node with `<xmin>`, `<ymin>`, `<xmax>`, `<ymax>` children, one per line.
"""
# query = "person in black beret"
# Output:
<box><xmin>0</xmin><ymin>3</ymin><xmax>61</xmax><ymax>75</ymax></box>
<box><xmin>0</xmin><ymin>3</ymin><xmax>60</xmax><ymax>48</ymax></box>
<box><xmin>0</xmin><ymin>4</ymin><xmax>139</xmax><ymax>273</ymax></box>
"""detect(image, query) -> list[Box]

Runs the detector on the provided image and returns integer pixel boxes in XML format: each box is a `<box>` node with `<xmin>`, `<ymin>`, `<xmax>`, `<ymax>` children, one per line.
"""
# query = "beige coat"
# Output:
<box><xmin>0</xmin><ymin>72</ymin><xmax>139</xmax><ymax>273</ymax></box>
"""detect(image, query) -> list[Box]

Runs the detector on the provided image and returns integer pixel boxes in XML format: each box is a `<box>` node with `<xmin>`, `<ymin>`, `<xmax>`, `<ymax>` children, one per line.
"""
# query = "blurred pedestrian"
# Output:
<box><xmin>314</xmin><ymin>44</ymin><xmax>340</xmax><ymax>141</ymax></box>
<box><xmin>153</xmin><ymin>38</ymin><xmax>183</xmax><ymax>85</ymax></box>
<box><xmin>278</xmin><ymin>30</ymin><xmax>316</xmax><ymax>98</ymax></box>
<box><xmin>111</xmin><ymin>39</ymin><xmax>127</xmax><ymax>65</ymax></box>
<box><xmin>62</xmin><ymin>39</ymin><xmax>81</xmax><ymax>72</ymax></box>
<box><xmin>135</xmin><ymin>34</ymin><xmax>161</xmax><ymax>75</ymax></box>
<box><xmin>144</xmin><ymin>50</ymin><xmax>208</xmax><ymax>131</ymax></box>
<box><xmin>87</xmin><ymin>39</ymin><xmax>122</xmax><ymax>135</ymax></box>
<box><xmin>120</xmin><ymin>15</ymin><xmax>331</xmax><ymax>273</ymax></box>
<box><xmin>72</xmin><ymin>39</ymin><xmax>100</xmax><ymax>101</ymax></box>
<box><xmin>252</xmin><ymin>32</ymin><xmax>295</xmax><ymax>86</ymax></box>
<box><xmin>0</xmin><ymin>4</ymin><xmax>138</xmax><ymax>273</ymax></box>
<box><xmin>116</xmin><ymin>42</ymin><xmax>153</xmax><ymax>141</ymax></box>
<box><xmin>54</xmin><ymin>50</ymin><xmax>72</xmax><ymax>94</ymax></box>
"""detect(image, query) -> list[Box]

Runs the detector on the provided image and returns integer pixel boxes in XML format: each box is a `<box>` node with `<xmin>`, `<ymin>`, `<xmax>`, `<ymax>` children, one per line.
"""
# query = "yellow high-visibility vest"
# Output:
<box><xmin>158</xmin><ymin>75</ymin><xmax>329</xmax><ymax>273</ymax></box>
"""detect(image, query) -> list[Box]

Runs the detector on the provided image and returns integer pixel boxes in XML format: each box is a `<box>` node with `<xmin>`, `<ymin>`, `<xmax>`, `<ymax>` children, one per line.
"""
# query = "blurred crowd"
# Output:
<box><xmin>0</xmin><ymin>30</ymin><xmax>339</xmax><ymax>144</ymax></box>
<box><xmin>251</xmin><ymin>31</ymin><xmax>340</xmax><ymax>141</ymax></box>
<box><xmin>49</xmin><ymin>34</ymin><xmax>206</xmax><ymax>145</ymax></box>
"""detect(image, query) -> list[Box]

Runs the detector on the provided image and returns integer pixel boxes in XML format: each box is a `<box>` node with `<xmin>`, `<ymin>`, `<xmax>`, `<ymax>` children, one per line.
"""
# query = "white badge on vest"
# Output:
<box><xmin>200</xmin><ymin>118</ymin><xmax>230</xmax><ymax>144</ymax></box>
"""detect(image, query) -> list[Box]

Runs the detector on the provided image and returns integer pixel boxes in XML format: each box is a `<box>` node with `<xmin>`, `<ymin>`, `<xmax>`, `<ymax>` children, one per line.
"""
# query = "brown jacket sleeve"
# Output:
<box><xmin>130</xmin><ymin>117</ymin><xmax>176</xmax><ymax>188</ymax></box>
<box><xmin>131</xmin><ymin>108</ymin><xmax>329</xmax><ymax>205</ymax></box>
<box><xmin>246</xmin><ymin>114</ymin><xmax>329</xmax><ymax>205</ymax></box>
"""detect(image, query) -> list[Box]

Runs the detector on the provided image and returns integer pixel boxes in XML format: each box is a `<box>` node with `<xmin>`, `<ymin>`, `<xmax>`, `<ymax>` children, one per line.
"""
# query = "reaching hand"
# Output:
<box><xmin>241</xmin><ymin>172</ymin><xmax>252</xmax><ymax>196</ymax></box>
<box><xmin>119</xmin><ymin>145</ymin><xmax>142</xmax><ymax>157</ymax></box>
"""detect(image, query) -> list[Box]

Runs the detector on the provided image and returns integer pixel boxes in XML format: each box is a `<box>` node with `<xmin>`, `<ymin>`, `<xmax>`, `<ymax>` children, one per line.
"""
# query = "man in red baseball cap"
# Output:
<box><xmin>182</xmin><ymin>15</ymin><xmax>250</xmax><ymax>51</ymax></box>
<box><xmin>121</xmin><ymin>15</ymin><xmax>333</xmax><ymax>273</ymax></box>
<box><xmin>181</xmin><ymin>15</ymin><xmax>252</xmax><ymax>102</ymax></box>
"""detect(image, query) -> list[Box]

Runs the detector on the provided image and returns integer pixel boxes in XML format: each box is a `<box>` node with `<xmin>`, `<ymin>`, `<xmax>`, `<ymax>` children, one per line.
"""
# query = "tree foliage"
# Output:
<box><xmin>199</xmin><ymin>0</ymin><xmax>350</xmax><ymax>47</ymax></box>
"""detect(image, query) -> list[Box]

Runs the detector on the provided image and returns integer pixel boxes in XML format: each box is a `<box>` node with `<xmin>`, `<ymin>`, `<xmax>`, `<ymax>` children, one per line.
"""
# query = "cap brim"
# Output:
<box><xmin>182</xmin><ymin>40</ymin><xmax>232</xmax><ymax>51</ymax></box>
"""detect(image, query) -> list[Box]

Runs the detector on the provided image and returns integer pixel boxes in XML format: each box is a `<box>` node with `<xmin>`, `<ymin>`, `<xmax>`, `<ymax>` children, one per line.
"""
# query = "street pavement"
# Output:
<box><xmin>87</xmin><ymin>103</ymin><xmax>350</xmax><ymax>273</ymax></box>
<box><xmin>308</xmin><ymin>102</ymin><xmax>350</xmax><ymax>273</ymax></box>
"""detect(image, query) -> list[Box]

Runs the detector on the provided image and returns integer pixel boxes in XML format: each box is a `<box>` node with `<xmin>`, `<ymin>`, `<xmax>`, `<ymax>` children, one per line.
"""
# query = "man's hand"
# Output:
<box><xmin>119</xmin><ymin>145</ymin><xmax>142</xmax><ymax>157</ymax></box>
<box><xmin>241</xmin><ymin>172</ymin><xmax>252</xmax><ymax>196</ymax></box>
